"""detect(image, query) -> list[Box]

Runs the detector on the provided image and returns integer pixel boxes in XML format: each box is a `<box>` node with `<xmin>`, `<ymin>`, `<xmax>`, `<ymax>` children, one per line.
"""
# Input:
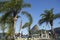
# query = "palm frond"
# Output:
<box><xmin>7</xmin><ymin>23</ymin><xmax>14</xmax><ymax>36</ymax></box>
<box><xmin>38</xmin><ymin>18</ymin><xmax>46</xmax><ymax>25</ymax></box>
<box><xmin>44</xmin><ymin>10</ymin><xmax>49</xmax><ymax>14</ymax></box>
<box><xmin>22</xmin><ymin>11</ymin><xmax>33</xmax><ymax>29</ymax></box>
<box><xmin>22</xmin><ymin>22</ymin><xmax>29</xmax><ymax>28</ymax></box>
<box><xmin>5</xmin><ymin>16</ymin><xmax>14</xmax><ymax>23</ymax></box>
<box><xmin>0</xmin><ymin>1</ymin><xmax>13</xmax><ymax>12</ymax></box>
<box><xmin>22</xmin><ymin>3</ymin><xmax>31</xmax><ymax>8</ymax></box>
<box><xmin>40</xmin><ymin>14</ymin><xmax>47</xmax><ymax>18</ymax></box>
<box><xmin>0</xmin><ymin>1</ymin><xmax>8</xmax><ymax>8</ymax></box>
<box><xmin>0</xmin><ymin>0</ymin><xmax>17</xmax><ymax>12</ymax></box>
<box><xmin>22</xmin><ymin>11</ymin><xmax>33</xmax><ymax>25</ymax></box>
<box><xmin>50</xmin><ymin>8</ymin><xmax>54</xmax><ymax>13</ymax></box>
<box><xmin>40</xmin><ymin>14</ymin><xmax>46</xmax><ymax>16</ymax></box>
<box><xmin>54</xmin><ymin>13</ymin><xmax>60</xmax><ymax>19</ymax></box>
<box><xmin>1</xmin><ymin>11</ymin><xmax>12</xmax><ymax>21</ymax></box>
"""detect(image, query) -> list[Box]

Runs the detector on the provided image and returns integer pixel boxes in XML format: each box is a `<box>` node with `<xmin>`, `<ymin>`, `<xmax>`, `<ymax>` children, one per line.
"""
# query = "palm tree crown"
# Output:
<box><xmin>38</xmin><ymin>8</ymin><xmax>60</xmax><ymax>26</ymax></box>
<box><xmin>0</xmin><ymin>0</ymin><xmax>31</xmax><ymax>21</ymax></box>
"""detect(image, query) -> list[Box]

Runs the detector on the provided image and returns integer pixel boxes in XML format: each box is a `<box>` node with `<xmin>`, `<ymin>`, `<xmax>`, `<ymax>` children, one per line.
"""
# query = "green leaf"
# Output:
<box><xmin>22</xmin><ymin>22</ymin><xmax>29</xmax><ymax>28</ymax></box>
<box><xmin>22</xmin><ymin>3</ymin><xmax>31</xmax><ymax>8</ymax></box>
<box><xmin>22</xmin><ymin>11</ymin><xmax>33</xmax><ymax>29</ymax></box>
<box><xmin>54</xmin><ymin>13</ymin><xmax>60</xmax><ymax>19</ymax></box>
<box><xmin>38</xmin><ymin>18</ymin><xmax>46</xmax><ymax>25</ymax></box>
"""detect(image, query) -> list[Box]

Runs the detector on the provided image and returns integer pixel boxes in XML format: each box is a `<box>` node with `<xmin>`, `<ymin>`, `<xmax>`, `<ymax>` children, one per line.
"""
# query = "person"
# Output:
<box><xmin>49</xmin><ymin>32</ymin><xmax>51</xmax><ymax>36</ymax></box>
<box><xmin>53</xmin><ymin>32</ymin><xmax>56</xmax><ymax>38</ymax></box>
<box><xmin>40</xmin><ymin>33</ymin><xmax>41</xmax><ymax>37</ymax></box>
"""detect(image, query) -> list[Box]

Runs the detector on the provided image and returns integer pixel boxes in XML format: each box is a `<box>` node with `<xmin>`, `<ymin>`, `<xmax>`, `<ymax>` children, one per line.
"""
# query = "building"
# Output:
<box><xmin>0</xmin><ymin>33</ymin><xmax>6</xmax><ymax>39</ymax></box>
<box><xmin>31</xmin><ymin>29</ymin><xmax>51</xmax><ymax>40</ymax></box>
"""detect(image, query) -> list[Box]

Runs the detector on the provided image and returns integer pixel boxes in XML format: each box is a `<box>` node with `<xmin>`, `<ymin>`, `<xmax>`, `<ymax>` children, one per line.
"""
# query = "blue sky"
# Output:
<box><xmin>0</xmin><ymin>0</ymin><xmax>60</xmax><ymax>35</ymax></box>
<box><xmin>15</xmin><ymin>0</ymin><xmax>60</xmax><ymax>34</ymax></box>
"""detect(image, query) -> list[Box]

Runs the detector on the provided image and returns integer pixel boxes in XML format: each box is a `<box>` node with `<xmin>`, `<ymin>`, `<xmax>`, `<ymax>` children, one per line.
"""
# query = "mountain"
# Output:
<box><xmin>54</xmin><ymin>27</ymin><xmax>60</xmax><ymax>34</ymax></box>
<box><xmin>48</xmin><ymin>27</ymin><xmax>60</xmax><ymax>35</ymax></box>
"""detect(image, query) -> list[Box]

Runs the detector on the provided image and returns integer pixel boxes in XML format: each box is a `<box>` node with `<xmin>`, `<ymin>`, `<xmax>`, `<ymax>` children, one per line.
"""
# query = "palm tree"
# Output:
<box><xmin>0</xmin><ymin>0</ymin><xmax>31</xmax><ymax>38</ymax></box>
<box><xmin>4</xmin><ymin>16</ymin><xmax>15</xmax><ymax>40</ymax></box>
<box><xmin>0</xmin><ymin>17</ymin><xmax>8</xmax><ymax>40</ymax></box>
<box><xmin>0</xmin><ymin>1</ymin><xmax>9</xmax><ymax>8</ymax></box>
<box><xmin>38</xmin><ymin>8</ymin><xmax>60</xmax><ymax>38</ymax></box>
<box><xmin>22</xmin><ymin>11</ymin><xmax>33</xmax><ymax>38</ymax></box>
<box><xmin>6</xmin><ymin>23</ymin><xmax>14</xmax><ymax>40</ymax></box>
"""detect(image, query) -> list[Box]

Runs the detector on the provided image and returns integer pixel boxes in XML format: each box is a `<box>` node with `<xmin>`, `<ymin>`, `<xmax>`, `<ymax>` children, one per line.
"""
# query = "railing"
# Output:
<box><xmin>15</xmin><ymin>34</ymin><xmax>51</xmax><ymax>40</ymax></box>
<box><xmin>15</xmin><ymin>38</ymin><xmax>51</xmax><ymax>40</ymax></box>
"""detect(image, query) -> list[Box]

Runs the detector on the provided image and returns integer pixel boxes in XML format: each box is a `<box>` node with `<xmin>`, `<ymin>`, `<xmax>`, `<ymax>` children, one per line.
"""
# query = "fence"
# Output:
<box><xmin>15</xmin><ymin>38</ymin><xmax>60</xmax><ymax>40</ymax></box>
<box><xmin>15</xmin><ymin>38</ymin><xmax>51</xmax><ymax>40</ymax></box>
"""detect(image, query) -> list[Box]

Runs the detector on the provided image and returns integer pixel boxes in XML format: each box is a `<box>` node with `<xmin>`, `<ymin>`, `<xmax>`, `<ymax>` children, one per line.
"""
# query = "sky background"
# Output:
<box><xmin>0</xmin><ymin>0</ymin><xmax>60</xmax><ymax>35</ymax></box>
<box><xmin>15</xmin><ymin>0</ymin><xmax>60</xmax><ymax>35</ymax></box>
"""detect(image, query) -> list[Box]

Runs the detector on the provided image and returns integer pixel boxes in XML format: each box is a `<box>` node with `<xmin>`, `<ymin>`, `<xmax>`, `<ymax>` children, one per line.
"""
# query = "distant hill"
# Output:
<box><xmin>53</xmin><ymin>27</ymin><xmax>60</xmax><ymax>34</ymax></box>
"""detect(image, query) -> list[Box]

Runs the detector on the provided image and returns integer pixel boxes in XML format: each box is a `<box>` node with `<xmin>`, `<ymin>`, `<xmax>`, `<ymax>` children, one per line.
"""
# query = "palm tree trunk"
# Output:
<box><xmin>28</xmin><ymin>27</ymin><xmax>31</xmax><ymax>38</ymax></box>
<box><xmin>27</xmin><ymin>27</ymin><xmax>31</xmax><ymax>40</ymax></box>
<box><xmin>3</xmin><ymin>29</ymin><xmax>4</xmax><ymax>36</ymax></box>
<box><xmin>12</xmin><ymin>9</ymin><xmax>18</xmax><ymax>40</ymax></box>
<box><xmin>51</xmin><ymin>26</ymin><xmax>55</xmax><ymax>40</ymax></box>
<box><xmin>3</xmin><ymin>29</ymin><xmax>5</xmax><ymax>40</ymax></box>
<box><xmin>2</xmin><ymin>23</ymin><xmax>5</xmax><ymax>40</ymax></box>
<box><xmin>13</xmin><ymin>16</ymin><xmax>17</xmax><ymax>39</ymax></box>
<box><xmin>14</xmin><ymin>19</ymin><xmax>16</xmax><ymax>34</ymax></box>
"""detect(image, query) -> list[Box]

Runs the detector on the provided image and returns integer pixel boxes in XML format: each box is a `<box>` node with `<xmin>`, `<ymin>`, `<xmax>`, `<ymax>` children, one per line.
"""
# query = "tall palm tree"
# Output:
<box><xmin>22</xmin><ymin>11</ymin><xmax>33</xmax><ymax>38</ymax></box>
<box><xmin>6</xmin><ymin>23</ymin><xmax>14</xmax><ymax>40</ymax></box>
<box><xmin>0</xmin><ymin>0</ymin><xmax>31</xmax><ymax>19</ymax></box>
<box><xmin>0</xmin><ymin>17</ymin><xmax>8</xmax><ymax>40</ymax></box>
<box><xmin>5</xmin><ymin>16</ymin><xmax>15</xmax><ymax>40</ymax></box>
<box><xmin>0</xmin><ymin>0</ymin><xmax>31</xmax><ymax>38</ymax></box>
<box><xmin>38</xmin><ymin>8</ymin><xmax>60</xmax><ymax>38</ymax></box>
<box><xmin>6</xmin><ymin>16</ymin><xmax>14</xmax><ymax>34</ymax></box>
